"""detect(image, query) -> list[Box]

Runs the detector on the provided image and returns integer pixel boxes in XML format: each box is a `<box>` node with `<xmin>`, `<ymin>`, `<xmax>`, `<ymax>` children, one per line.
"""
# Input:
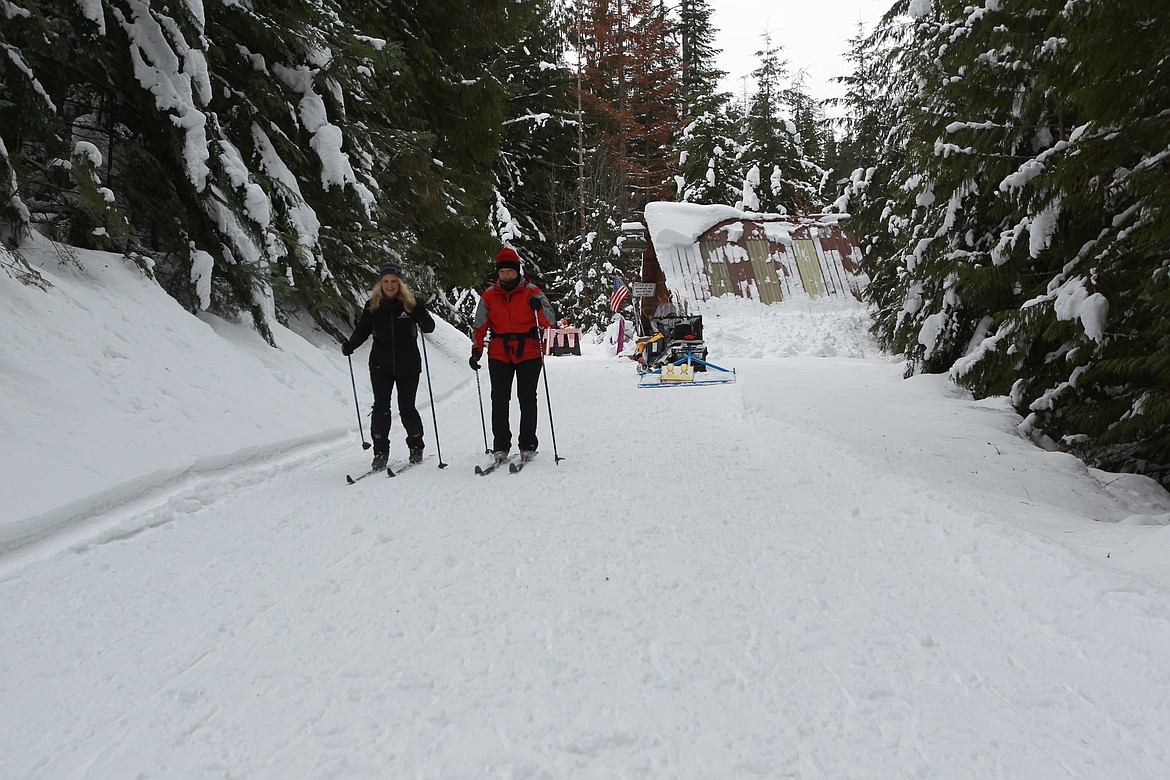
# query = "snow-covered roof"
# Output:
<box><xmin>643</xmin><ymin>201</ymin><xmax>849</xmax><ymax>252</ymax></box>
<box><xmin>644</xmin><ymin>202</ymin><xmax>746</xmax><ymax>252</ymax></box>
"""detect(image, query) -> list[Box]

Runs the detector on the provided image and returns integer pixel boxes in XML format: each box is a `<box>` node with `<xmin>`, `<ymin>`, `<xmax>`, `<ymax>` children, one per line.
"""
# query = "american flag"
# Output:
<box><xmin>610</xmin><ymin>278</ymin><xmax>629</xmax><ymax>312</ymax></box>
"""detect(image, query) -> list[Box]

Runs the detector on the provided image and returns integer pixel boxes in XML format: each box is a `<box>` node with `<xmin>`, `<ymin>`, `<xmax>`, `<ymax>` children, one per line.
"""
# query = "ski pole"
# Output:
<box><xmin>418</xmin><ymin>329</ymin><xmax>447</xmax><ymax>469</ymax></box>
<box><xmin>534</xmin><ymin>309</ymin><xmax>563</xmax><ymax>464</ymax></box>
<box><xmin>474</xmin><ymin>365</ymin><xmax>490</xmax><ymax>454</ymax></box>
<box><xmin>348</xmin><ymin>355</ymin><xmax>371</xmax><ymax>450</ymax></box>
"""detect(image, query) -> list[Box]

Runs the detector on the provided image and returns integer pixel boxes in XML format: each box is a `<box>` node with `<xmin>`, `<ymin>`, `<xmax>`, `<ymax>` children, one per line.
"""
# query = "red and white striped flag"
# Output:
<box><xmin>610</xmin><ymin>278</ymin><xmax>629</xmax><ymax>312</ymax></box>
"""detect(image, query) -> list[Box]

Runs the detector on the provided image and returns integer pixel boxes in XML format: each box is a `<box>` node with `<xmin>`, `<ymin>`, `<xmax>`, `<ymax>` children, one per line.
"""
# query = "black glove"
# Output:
<box><xmin>529</xmin><ymin>297</ymin><xmax>543</xmax><ymax>311</ymax></box>
<box><xmin>342</xmin><ymin>341</ymin><xmax>355</xmax><ymax>356</ymax></box>
<box><xmin>469</xmin><ymin>348</ymin><xmax>482</xmax><ymax>371</ymax></box>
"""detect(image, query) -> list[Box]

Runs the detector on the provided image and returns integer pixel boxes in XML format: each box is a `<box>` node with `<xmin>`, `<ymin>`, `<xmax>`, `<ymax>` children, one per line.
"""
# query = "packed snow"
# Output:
<box><xmin>3</xmin><ymin>240</ymin><xmax>1170</xmax><ymax>779</ymax></box>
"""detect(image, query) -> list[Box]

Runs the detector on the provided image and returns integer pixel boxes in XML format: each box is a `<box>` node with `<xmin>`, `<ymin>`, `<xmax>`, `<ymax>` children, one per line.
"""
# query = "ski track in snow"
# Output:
<box><xmin>3</xmin><ymin>356</ymin><xmax>1170</xmax><ymax>778</ymax></box>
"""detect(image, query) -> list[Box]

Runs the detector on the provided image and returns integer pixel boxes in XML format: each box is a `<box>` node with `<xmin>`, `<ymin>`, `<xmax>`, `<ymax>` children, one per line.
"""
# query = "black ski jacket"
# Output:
<box><xmin>345</xmin><ymin>298</ymin><xmax>436</xmax><ymax>376</ymax></box>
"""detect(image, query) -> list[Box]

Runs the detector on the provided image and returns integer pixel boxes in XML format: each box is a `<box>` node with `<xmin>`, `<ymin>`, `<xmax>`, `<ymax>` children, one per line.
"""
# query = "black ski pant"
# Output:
<box><xmin>488</xmin><ymin>357</ymin><xmax>542</xmax><ymax>453</ymax></box>
<box><xmin>369</xmin><ymin>368</ymin><xmax>424</xmax><ymax>455</ymax></box>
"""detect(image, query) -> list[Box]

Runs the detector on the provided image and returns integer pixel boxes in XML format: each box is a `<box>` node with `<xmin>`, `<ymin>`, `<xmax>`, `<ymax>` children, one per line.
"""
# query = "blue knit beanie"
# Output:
<box><xmin>379</xmin><ymin>262</ymin><xmax>404</xmax><ymax>279</ymax></box>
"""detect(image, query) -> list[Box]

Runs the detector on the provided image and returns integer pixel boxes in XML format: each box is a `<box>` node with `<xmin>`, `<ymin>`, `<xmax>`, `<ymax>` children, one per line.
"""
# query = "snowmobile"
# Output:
<box><xmin>632</xmin><ymin>307</ymin><xmax>736</xmax><ymax>387</ymax></box>
<box><xmin>635</xmin><ymin>310</ymin><xmax>708</xmax><ymax>373</ymax></box>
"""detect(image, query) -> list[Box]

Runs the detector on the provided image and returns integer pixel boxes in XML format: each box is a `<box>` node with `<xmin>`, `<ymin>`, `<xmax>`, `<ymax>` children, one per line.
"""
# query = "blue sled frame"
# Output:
<box><xmin>637</xmin><ymin>350</ymin><xmax>737</xmax><ymax>388</ymax></box>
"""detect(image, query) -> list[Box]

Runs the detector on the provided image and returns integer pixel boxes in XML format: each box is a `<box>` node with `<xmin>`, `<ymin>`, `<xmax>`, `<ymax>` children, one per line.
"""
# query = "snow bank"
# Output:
<box><xmin>0</xmin><ymin>235</ymin><xmax>468</xmax><ymax>550</ymax></box>
<box><xmin>693</xmin><ymin>294</ymin><xmax>883</xmax><ymax>360</ymax></box>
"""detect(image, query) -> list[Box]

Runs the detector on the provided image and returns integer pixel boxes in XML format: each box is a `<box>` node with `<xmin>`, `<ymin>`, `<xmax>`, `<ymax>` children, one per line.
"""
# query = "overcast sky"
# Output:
<box><xmin>709</xmin><ymin>0</ymin><xmax>892</xmax><ymax>110</ymax></box>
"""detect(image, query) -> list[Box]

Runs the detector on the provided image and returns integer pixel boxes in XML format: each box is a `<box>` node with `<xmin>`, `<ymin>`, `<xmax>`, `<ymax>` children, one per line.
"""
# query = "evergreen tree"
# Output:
<box><xmin>570</xmin><ymin>0</ymin><xmax>683</xmax><ymax>333</ymax></box>
<box><xmin>842</xmin><ymin>0</ymin><xmax>1170</xmax><ymax>486</ymax></box>
<box><xmin>830</xmin><ymin>5</ymin><xmax>921</xmax><ymax>331</ymax></box>
<box><xmin>2</xmin><ymin>0</ymin><xmax>407</xmax><ymax>338</ymax></box>
<box><xmin>205</xmin><ymin>0</ymin><xmax>413</xmax><ymax>336</ymax></box>
<box><xmin>1</xmin><ymin>0</ymin><xmax>524</xmax><ymax>339</ymax></box>
<box><xmin>672</xmin><ymin>0</ymin><xmax>737</xmax><ymax>205</ymax></box>
<box><xmin>786</xmin><ymin>74</ymin><xmax>831</xmax><ymax>200</ymax></box>
<box><xmin>950</xmin><ymin>0</ymin><xmax>1170</xmax><ymax>484</ymax></box>
<box><xmin>0</xmin><ymin>0</ymin><xmax>135</xmax><ymax>251</ymax></box>
<box><xmin>575</xmin><ymin>0</ymin><xmax>682</xmax><ymax>214</ymax></box>
<box><xmin>488</xmin><ymin>0</ymin><xmax>579</xmax><ymax>328</ymax></box>
<box><xmin>855</xmin><ymin>0</ymin><xmax>1052</xmax><ymax>374</ymax></box>
<box><xmin>346</xmin><ymin>0</ymin><xmax>520</xmax><ymax>288</ymax></box>
<box><xmin>551</xmin><ymin>142</ymin><xmax>630</xmax><ymax>334</ymax></box>
<box><xmin>827</xmin><ymin>20</ymin><xmax>891</xmax><ymax>196</ymax></box>
<box><xmin>623</xmin><ymin>0</ymin><xmax>683</xmax><ymax>205</ymax></box>
<box><xmin>675</xmin><ymin>106</ymin><xmax>741</xmax><ymax>205</ymax></box>
<box><xmin>575</xmin><ymin>0</ymin><xmax>634</xmax><ymax>213</ymax></box>
<box><xmin>736</xmin><ymin>33</ymin><xmax>821</xmax><ymax>213</ymax></box>
<box><xmin>677</xmin><ymin>0</ymin><xmax>725</xmax><ymax>119</ymax></box>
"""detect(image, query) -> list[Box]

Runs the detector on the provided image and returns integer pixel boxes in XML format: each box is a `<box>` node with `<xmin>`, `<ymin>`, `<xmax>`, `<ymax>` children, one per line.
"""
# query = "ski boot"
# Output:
<box><xmin>370</xmin><ymin>433</ymin><xmax>389</xmax><ymax>471</ymax></box>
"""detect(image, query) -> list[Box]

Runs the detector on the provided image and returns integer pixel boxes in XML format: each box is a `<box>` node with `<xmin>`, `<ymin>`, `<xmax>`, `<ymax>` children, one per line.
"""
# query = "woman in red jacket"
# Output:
<box><xmin>470</xmin><ymin>247</ymin><xmax>554</xmax><ymax>464</ymax></box>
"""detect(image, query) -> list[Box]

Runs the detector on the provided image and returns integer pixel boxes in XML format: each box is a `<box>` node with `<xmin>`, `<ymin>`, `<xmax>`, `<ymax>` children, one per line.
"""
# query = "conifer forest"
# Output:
<box><xmin>1</xmin><ymin>0</ymin><xmax>1167</xmax><ymax>486</ymax></box>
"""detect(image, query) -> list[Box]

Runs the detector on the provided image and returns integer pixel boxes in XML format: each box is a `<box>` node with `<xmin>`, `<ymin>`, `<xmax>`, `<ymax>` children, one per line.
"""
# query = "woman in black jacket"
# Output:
<box><xmin>343</xmin><ymin>262</ymin><xmax>437</xmax><ymax>469</ymax></box>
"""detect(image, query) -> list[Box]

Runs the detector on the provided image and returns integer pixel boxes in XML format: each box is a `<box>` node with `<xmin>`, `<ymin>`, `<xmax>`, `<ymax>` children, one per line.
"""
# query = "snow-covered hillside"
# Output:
<box><xmin>0</xmin><ymin>234</ymin><xmax>468</xmax><ymax>551</ymax></box>
<box><xmin>3</xmin><ymin>241</ymin><xmax>1170</xmax><ymax>779</ymax></box>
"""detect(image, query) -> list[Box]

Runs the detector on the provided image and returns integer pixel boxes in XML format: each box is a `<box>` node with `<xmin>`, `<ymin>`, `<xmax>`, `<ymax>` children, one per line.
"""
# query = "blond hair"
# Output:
<box><xmin>369</xmin><ymin>276</ymin><xmax>417</xmax><ymax>312</ymax></box>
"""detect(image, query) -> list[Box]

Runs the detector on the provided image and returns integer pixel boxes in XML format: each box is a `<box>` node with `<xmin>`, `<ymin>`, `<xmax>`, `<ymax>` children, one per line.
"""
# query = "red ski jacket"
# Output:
<box><xmin>472</xmin><ymin>279</ymin><xmax>554</xmax><ymax>363</ymax></box>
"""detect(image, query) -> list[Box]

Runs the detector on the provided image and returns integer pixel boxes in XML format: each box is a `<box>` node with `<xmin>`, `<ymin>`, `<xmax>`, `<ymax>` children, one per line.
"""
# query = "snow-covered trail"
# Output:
<box><xmin>3</xmin><ymin>355</ymin><xmax>1170</xmax><ymax>779</ymax></box>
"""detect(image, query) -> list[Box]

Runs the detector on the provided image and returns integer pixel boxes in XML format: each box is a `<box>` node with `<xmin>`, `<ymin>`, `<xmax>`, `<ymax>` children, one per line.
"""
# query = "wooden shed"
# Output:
<box><xmin>636</xmin><ymin>202</ymin><xmax>865</xmax><ymax>322</ymax></box>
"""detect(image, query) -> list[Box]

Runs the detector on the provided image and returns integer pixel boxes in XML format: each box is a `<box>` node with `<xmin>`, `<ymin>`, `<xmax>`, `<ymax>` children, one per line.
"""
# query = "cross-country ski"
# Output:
<box><xmin>345</xmin><ymin>465</ymin><xmax>388</xmax><ymax>484</ymax></box>
<box><xmin>508</xmin><ymin>453</ymin><xmax>536</xmax><ymax>473</ymax></box>
<box><xmin>387</xmin><ymin>456</ymin><xmax>428</xmax><ymax>477</ymax></box>
<box><xmin>474</xmin><ymin>454</ymin><xmax>515</xmax><ymax>476</ymax></box>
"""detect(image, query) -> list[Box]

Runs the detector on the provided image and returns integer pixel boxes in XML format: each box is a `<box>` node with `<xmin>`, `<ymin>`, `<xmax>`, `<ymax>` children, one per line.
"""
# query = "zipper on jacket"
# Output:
<box><xmin>390</xmin><ymin>302</ymin><xmax>397</xmax><ymax>374</ymax></box>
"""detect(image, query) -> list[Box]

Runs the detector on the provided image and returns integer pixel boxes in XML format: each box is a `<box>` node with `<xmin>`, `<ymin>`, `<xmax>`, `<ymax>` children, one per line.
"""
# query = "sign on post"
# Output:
<box><xmin>630</xmin><ymin>282</ymin><xmax>657</xmax><ymax>297</ymax></box>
